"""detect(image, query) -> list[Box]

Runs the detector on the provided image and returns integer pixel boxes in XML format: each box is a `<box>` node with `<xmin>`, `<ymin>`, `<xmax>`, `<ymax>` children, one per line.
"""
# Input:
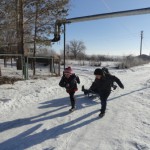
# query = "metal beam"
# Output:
<box><xmin>66</xmin><ymin>7</ymin><xmax>150</xmax><ymax>23</ymax></box>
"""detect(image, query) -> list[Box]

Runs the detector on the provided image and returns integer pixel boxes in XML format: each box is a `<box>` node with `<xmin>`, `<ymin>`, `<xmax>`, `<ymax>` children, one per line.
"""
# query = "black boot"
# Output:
<box><xmin>69</xmin><ymin>107</ymin><xmax>75</xmax><ymax>112</ymax></box>
<box><xmin>81</xmin><ymin>85</ymin><xmax>85</xmax><ymax>91</ymax></box>
<box><xmin>99</xmin><ymin>112</ymin><xmax>105</xmax><ymax>118</ymax></box>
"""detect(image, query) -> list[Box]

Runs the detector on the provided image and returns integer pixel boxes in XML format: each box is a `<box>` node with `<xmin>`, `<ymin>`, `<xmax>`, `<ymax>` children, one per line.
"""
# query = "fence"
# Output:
<box><xmin>0</xmin><ymin>54</ymin><xmax>60</xmax><ymax>79</ymax></box>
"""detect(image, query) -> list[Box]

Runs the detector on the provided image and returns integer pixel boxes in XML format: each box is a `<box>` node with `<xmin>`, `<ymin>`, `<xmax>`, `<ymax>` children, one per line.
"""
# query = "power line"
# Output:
<box><xmin>101</xmin><ymin>0</ymin><xmax>145</xmax><ymax>39</ymax></box>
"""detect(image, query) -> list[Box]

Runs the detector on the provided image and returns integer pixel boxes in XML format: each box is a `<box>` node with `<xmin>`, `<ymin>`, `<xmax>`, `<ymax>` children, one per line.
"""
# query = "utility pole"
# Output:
<box><xmin>140</xmin><ymin>30</ymin><xmax>143</xmax><ymax>56</ymax></box>
<box><xmin>63</xmin><ymin>23</ymin><xmax>66</xmax><ymax>70</ymax></box>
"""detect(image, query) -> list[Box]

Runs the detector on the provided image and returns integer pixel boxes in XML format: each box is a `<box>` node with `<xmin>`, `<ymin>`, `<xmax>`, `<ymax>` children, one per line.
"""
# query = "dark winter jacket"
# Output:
<box><xmin>90</xmin><ymin>74</ymin><xmax>124</xmax><ymax>95</ymax></box>
<box><xmin>59</xmin><ymin>74</ymin><xmax>80</xmax><ymax>93</ymax></box>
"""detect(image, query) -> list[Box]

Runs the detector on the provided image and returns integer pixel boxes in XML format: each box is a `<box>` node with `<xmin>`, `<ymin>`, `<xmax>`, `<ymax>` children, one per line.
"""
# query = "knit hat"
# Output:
<box><xmin>94</xmin><ymin>68</ymin><xmax>103</xmax><ymax>75</ymax></box>
<box><xmin>64</xmin><ymin>67</ymin><xmax>73</xmax><ymax>74</ymax></box>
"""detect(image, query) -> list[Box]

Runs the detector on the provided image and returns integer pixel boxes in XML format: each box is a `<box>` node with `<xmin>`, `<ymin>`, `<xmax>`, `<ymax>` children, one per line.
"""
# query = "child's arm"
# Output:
<box><xmin>59</xmin><ymin>76</ymin><xmax>66</xmax><ymax>87</ymax></box>
<box><xmin>76</xmin><ymin>75</ymin><xmax>80</xmax><ymax>84</ymax></box>
<box><xmin>111</xmin><ymin>75</ymin><xmax>124</xmax><ymax>89</ymax></box>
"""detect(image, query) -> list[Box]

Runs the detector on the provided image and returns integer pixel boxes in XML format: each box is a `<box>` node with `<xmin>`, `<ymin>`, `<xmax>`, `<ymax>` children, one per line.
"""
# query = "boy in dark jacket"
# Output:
<box><xmin>59</xmin><ymin>67</ymin><xmax>80</xmax><ymax>112</ymax></box>
<box><xmin>82</xmin><ymin>68</ymin><xmax>124</xmax><ymax>117</ymax></box>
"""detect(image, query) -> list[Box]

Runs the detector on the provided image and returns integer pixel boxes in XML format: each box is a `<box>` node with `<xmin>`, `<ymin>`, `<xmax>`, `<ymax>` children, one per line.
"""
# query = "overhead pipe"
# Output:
<box><xmin>50</xmin><ymin>7</ymin><xmax>150</xmax><ymax>42</ymax></box>
<box><xmin>67</xmin><ymin>7</ymin><xmax>150</xmax><ymax>23</ymax></box>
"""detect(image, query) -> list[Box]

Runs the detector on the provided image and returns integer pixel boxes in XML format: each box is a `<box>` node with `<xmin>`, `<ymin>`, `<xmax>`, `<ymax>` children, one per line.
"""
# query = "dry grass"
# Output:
<box><xmin>0</xmin><ymin>76</ymin><xmax>22</xmax><ymax>85</ymax></box>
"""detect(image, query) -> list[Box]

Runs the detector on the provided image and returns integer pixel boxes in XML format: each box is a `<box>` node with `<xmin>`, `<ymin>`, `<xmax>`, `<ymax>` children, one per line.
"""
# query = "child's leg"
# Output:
<box><xmin>69</xmin><ymin>92</ymin><xmax>75</xmax><ymax>109</ymax></box>
<box><xmin>82</xmin><ymin>86</ymin><xmax>89</xmax><ymax>95</ymax></box>
<box><xmin>100</xmin><ymin>92</ymin><xmax>110</xmax><ymax>114</ymax></box>
<box><xmin>82</xmin><ymin>85</ymin><xmax>96</xmax><ymax>95</ymax></box>
<box><xmin>100</xmin><ymin>98</ymin><xmax>107</xmax><ymax>114</ymax></box>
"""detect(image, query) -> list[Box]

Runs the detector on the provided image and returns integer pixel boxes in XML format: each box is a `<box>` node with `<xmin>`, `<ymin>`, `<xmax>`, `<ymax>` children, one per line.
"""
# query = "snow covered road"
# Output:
<box><xmin>0</xmin><ymin>64</ymin><xmax>150</xmax><ymax>150</ymax></box>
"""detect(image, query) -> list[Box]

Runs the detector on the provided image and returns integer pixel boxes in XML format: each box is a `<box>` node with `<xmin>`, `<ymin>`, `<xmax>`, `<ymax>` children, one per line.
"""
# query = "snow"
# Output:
<box><xmin>0</xmin><ymin>61</ymin><xmax>150</xmax><ymax>150</ymax></box>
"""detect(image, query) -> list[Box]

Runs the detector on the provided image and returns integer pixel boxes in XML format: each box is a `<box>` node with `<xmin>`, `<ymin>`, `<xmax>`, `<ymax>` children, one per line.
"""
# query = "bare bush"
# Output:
<box><xmin>89</xmin><ymin>61</ymin><xmax>101</xmax><ymax>67</ymax></box>
<box><xmin>116</xmin><ymin>55</ymin><xmax>150</xmax><ymax>69</ymax></box>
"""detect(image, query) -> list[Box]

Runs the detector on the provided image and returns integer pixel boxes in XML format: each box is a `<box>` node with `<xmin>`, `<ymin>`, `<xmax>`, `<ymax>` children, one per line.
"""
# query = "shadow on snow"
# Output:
<box><xmin>0</xmin><ymin>110</ymin><xmax>100</xmax><ymax>150</ymax></box>
<box><xmin>108</xmin><ymin>86</ymin><xmax>150</xmax><ymax>101</ymax></box>
<box><xmin>1</xmin><ymin>86</ymin><xmax>148</xmax><ymax>149</ymax></box>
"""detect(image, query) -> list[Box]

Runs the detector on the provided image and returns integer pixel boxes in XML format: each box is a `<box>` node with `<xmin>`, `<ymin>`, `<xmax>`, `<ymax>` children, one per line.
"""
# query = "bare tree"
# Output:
<box><xmin>0</xmin><ymin>0</ymin><xmax>70</xmax><ymax>71</ymax></box>
<box><xmin>66</xmin><ymin>40</ymin><xmax>86</xmax><ymax>59</ymax></box>
<box><xmin>27</xmin><ymin>0</ymin><xmax>69</xmax><ymax>75</ymax></box>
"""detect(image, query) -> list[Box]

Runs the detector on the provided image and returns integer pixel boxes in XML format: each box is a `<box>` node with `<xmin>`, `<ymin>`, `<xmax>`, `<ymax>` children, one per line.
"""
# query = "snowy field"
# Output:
<box><xmin>0</xmin><ymin>61</ymin><xmax>150</xmax><ymax>150</ymax></box>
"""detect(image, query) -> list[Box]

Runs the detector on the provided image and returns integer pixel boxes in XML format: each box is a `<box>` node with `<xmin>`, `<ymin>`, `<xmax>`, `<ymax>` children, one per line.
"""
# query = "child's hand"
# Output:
<box><xmin>120</xmin><ymin>85</ymin><xmax>124</xmax><ymax>89</ymax></box>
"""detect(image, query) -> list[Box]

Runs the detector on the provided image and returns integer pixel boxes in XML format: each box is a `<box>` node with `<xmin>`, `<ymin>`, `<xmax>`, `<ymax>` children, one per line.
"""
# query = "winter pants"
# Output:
<box><xmin>69</xmin><ymin>92</ymin><xmax>75</xmax><ymax>108</ymax></box>
<box><xmin>100</xmin><ymin>91</ymin><xmax>110</xmax><ymax>114</ymax></box>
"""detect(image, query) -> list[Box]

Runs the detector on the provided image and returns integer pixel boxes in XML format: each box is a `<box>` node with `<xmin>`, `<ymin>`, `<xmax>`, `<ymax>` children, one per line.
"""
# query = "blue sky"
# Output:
<box><xmin>52</xmin><ymin>0</ymin><xmax>150</xmax><ymax>56</ymax></box>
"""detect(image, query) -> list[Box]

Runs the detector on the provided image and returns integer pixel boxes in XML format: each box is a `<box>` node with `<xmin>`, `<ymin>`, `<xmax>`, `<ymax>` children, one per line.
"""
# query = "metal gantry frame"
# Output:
<box><xmin>0</xmin><ymin>54</ymin><xmax>24</xmax><ymax>78</ymax></box>
<box><xmin>50</xmin><ymin>7</ymin><xmax>150</xmax><ymax>69</ymax></box>
<box><xmin>0</xmin><ymin>54</ymin><xmax>61</xmax><ymax>79</ymax></box>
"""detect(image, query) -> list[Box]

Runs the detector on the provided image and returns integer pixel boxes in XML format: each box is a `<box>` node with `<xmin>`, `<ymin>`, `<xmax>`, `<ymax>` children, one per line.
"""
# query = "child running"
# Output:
<box><xmin>59</xmin><ymin>67</ymin><xmax>80</xmax><ymax>112</ymax></box>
